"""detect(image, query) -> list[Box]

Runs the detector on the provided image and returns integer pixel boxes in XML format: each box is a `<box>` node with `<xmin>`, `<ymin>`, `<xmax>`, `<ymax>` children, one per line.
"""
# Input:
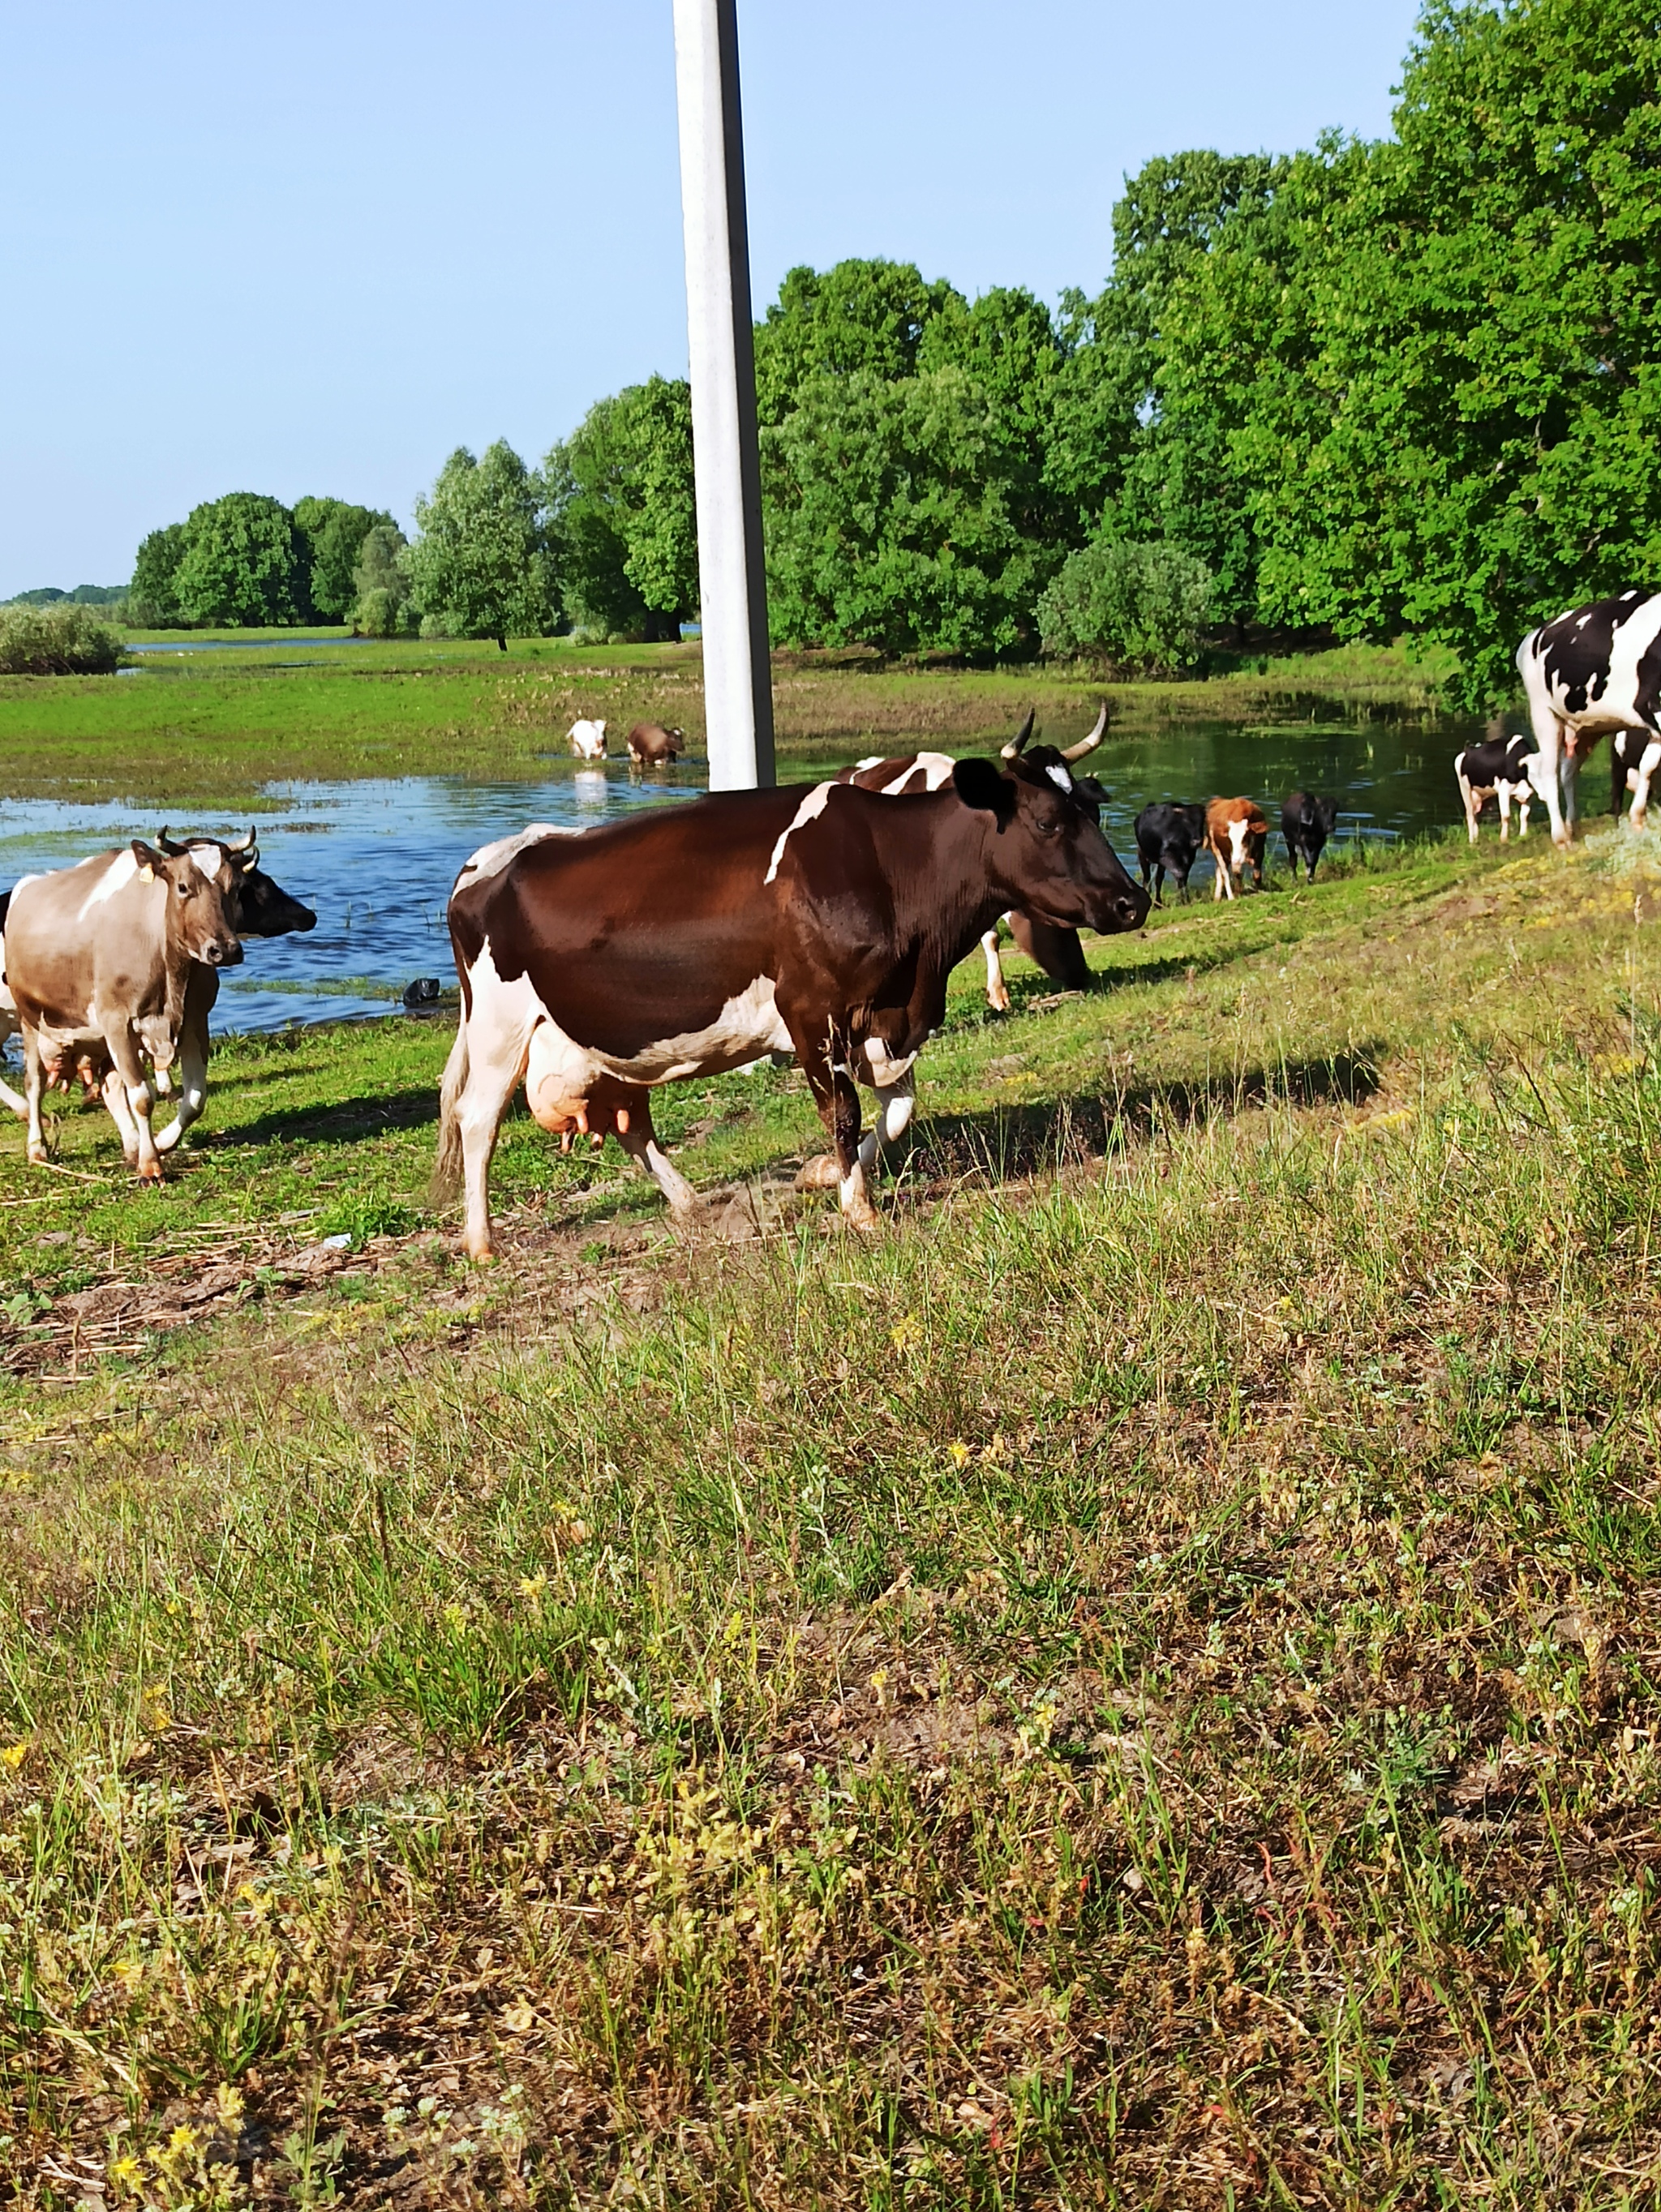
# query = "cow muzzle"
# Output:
<box><xmin>200</xmin><ymin>937</ymin><xmax>244</xmax><ymax>968</ymax></box>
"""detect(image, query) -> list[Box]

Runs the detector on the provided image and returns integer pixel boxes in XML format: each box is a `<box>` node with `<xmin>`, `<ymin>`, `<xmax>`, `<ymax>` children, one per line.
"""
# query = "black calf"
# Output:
<box><xmin>1134</xmin><ymin>802</ymin><xmax>1207</xmax><ymax>904</ymax></box>
<box><xmin>1281</xmin><ymin>792</ymin><xmax>1339</xmax><ymax>882</ymax></box>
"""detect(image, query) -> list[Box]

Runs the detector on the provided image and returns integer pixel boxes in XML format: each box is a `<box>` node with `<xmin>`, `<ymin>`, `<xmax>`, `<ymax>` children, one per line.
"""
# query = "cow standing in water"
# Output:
<box><xmin>836</xmin><ymin>707</ymin><xmax>1108</xmax><ymax>1006</ymax></box>
<box><xmin>435</xmin><ymin>752</ymin><xmax>1148</xmax><ymax>1258</ymax></box>
<box><xmin>1517</xmin><ymin>589</ymin><xmax>1661</xmax><ymax>844</ymax></box>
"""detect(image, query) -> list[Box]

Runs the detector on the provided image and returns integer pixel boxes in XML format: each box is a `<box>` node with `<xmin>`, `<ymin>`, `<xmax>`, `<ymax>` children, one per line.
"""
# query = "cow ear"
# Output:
<box><xmin>952</xmin><ymin>757</ymin><xmax>1016</xmax><ymax>825</ymax></box>
<box><xmin>131</xmin><ymin>838</ymin><xmax>164</xmax><ymax>881</ymax></box>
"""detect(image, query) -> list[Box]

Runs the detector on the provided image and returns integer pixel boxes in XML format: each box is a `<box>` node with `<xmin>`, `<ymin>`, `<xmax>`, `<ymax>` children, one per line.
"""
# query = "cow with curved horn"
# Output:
<box><xmin>436</xmin><ymin>745</ymin><xmax>1148</xmax><ymax>1256</ymax></box>
<box><xmin>0</xmin><ymin>828</ymin><xmax>315</xmax><ymax>1167</ymax></box>
<box><xmin>837</xmin><ymin>705</ymin><xmax>1112</xmax><ymax>1005</ymax></box>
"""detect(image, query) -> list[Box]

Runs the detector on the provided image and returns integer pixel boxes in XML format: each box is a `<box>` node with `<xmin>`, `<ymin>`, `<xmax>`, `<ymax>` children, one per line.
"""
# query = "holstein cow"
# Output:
<box><xmin>1453</xmin><ymin>732</ymin><xmax>1542</xmax><ymax>844</ymax></box>
<box><xmin>627</xmin><ymin>722</ymin><xmax>683</xmax><ymax>769</ymax></box>
<box><xmin>1281</xmin><ymin>792</ymin><xmax>1340</xmax><ymax>881</ymax></box>
<box><xmin>835</xmin><ymin>707</ymin><xmax>1109</xmax><ymax>1006</ymax></box>
<box><xmin>1134</xmin><ymin>802</ymin><xmax>1208</xmax><ymax>904</ymax></box>
<box><xmin>434</xmin><ymin>752</ymin><xmax>1148</xmax><ymax>1258</ymax></box>
<box><xmin>568</xmin><ymin>718</ymin><xmax>608</xmax><ymax>761</ymax></box>
<box><xmin>1517</xmin><ymin>589</ymin><xmax>1661</xmax><ymax>844</ymax></box>
<box><xmin>0</xmin><ymin>833</ymin><xmax>315</xmax><ymax>1168</ymax></box>
<box><xmin>1206</xmin><ymin>798</ymin><xmax>1270</xmax><ymax>900</ymax></box>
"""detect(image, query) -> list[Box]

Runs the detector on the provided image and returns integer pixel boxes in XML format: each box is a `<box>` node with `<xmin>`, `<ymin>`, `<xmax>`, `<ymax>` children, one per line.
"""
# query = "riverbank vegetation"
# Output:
<box><xmin>92</xmin><ymin>0</ymin><xmax>1655</xmax><ymax>701</ymax></box>
<box><xmin>5</xmin><ymin>821</ymin><xmax>1661</xmax><ymax>2202</ymax></box>
<box><xmin>0</xmin><ymin>637</ymin><xmax>1456</xmax><ymax>805</ymax></box>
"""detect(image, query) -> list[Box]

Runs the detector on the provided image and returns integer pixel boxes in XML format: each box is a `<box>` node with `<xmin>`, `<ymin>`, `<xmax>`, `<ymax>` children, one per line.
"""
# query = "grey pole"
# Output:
<box><xmin>672</xmin><ymin>0</ymin><xmax>775</xmax><ymax>791</ymax></box>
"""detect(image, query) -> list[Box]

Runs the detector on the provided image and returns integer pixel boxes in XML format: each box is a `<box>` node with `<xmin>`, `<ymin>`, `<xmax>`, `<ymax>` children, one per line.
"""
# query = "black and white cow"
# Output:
<box><xmin>1518</xmin><ymin>589</ymin><xmax>1661</xmax><ymax>844</ymax></box>
<box><xmin>1453</xmin><ymin>732</ymin><xmax>1542</xmax><ymax>844</ymax></box>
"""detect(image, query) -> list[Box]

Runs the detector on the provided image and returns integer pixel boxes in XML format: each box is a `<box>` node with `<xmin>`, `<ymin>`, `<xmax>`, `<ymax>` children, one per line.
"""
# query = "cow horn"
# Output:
<box><xmin>156</xmin><ymin>826</ymin><xmax>189</xmax><ymax>856</ymax></box>
<box><xmin>999</xmin><ymin>709</ymin><xmax>1037</xmax><ymax>761</ymax></box>
<box><xmin>226</xmin><ymin>826</ymin><xmax>257</xmax><ymax>852</ymax></box>
<box><xmin>1060</xmin><ymin>703</ymin><xmax>1109</xmax><ymax>762</ymax></box>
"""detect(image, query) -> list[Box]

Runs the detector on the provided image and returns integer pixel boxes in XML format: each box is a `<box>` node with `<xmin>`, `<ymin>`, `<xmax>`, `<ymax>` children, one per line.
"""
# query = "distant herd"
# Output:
<box><xmin>2</xmin><ymin>587</ymin><xmax>1659</xmax><ymax>1238</ymax></box>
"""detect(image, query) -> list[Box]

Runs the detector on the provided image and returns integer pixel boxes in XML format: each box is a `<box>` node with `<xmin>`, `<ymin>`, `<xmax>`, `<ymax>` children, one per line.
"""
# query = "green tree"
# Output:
<box><xmin>1037</xmin><ymin>534</ymin><xmax>1214</xmax><ymax>671</ymax></box>
<box><xmin>129</xmin><ymin>522</ymin><xmax>188</xmax><ymax>628</ymax></box>
<box><xmin>350</xmin><ymin>523</ymin><xmax>414</xmax><ymax>637</ymax></box>
<box><xmin>405</xmin><ymin>442</ymin><xmax>555</xmax><ymax>651</ymax></box>
<box><xmin>171</xmin><ymin>494</ymin><xmax>307</xmax><ymax>627</ymax></box>
<box><xmin>544</xmin><ymin>377</ymin><xmax>697</xmax><ymax>641</ymax></box>
<box><xmin>762</xmin><ymin>364</ymin><xmax>1043</xmax><ymax>657</ymax></box>
<box><xmin>294</xmin><ymin>496</ymin><xmax>397</xmax><ymax>623</ymax></box>
<box><xmin>753</xmin><ymin>258</ymin><xmax>963</xmax><ymax>425</ymax></box>
<box><xmin>1238</xmin><ymin>0</ymin><xmax>1661</xmax><ymax>702</ymax></box>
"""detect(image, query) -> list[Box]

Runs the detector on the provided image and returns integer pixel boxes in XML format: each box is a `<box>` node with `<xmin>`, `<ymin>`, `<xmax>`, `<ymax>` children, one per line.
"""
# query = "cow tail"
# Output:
<box><xmin>431</xmin><ymin>1018</ymin><xmax>469</xmax><ymax>1204</ymax></box>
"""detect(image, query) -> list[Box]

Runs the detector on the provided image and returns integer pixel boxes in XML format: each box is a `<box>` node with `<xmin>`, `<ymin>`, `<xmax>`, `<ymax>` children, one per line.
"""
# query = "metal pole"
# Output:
<box><xmin>672</xmin><ymin>0</ymin><xmax>775</xmax><ymax>790</ymax></box>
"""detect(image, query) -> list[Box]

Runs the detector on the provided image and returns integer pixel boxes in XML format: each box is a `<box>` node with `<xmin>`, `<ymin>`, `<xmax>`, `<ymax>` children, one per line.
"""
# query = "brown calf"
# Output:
<box><xmin>1206</xmin><ymin>798</ymin><xmax>1270</xmax><ymax>900</ymax></box>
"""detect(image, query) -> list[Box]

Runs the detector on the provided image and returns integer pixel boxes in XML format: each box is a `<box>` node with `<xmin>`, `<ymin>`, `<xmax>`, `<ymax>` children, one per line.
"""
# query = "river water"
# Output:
<box><xmin>0</xmin><ymin>714</ymin><xmax>1492</xmax><ymax>1035</ymax></box>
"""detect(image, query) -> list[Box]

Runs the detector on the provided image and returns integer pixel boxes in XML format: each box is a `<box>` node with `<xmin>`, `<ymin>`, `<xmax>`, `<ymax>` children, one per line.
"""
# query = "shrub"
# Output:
<box><xmin>0</xmin><ymin>602</ymin><xmax>126</xmax><ymax>675</ymax></box>
<box><xmin>1038</xmin><ymin>534</ymin><xmax>1213</xmax><ymax>673</ymax></box>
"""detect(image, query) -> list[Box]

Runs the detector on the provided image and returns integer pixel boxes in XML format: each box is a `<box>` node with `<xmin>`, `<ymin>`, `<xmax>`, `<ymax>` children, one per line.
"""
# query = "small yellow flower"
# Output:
<box><xmin>168</xmin><ymin>2124</ymin><xmax>199</xmax><ymax>2155</ymax></box>
<box><xmin>0</xmin><ymin>1739</ymin><xmax>31</xmax><ymax>1770</ymax></box>
<box><xmin>946</xmin><ymin>1441</ymin><xmax>971</xmax><ymax>1468</ymax></box>
<box><xmin>891</xmin><ymin>1313</ymin><xmax>922</xmax><ymax>1352</ymax></box>
<box><xmin>109</xmin><ymin>1957</ymin><xmax>143</xmax><ymax>1987</ymax></box>
<box><xmin>109</xmin><ymin>2154</ymin><xmax>143</xmax><ymax>2189</ymax></box>
<box><xmin>215</xmin><ymin>2081</ymin><xmax>245</xmax><ymax>2127</ymax></box>
<box><xmin>518</xmin><ymin>1573</ymin><xmax>547</xmax><ymax>1605</ymax></box>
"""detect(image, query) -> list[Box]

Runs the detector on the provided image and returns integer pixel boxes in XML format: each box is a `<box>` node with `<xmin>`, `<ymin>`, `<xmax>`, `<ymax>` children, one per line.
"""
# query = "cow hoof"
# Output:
<box><xmin>794</xmin><ymin>1154</ymin><xmax>842</xmax><ymax>1192</ymax></box>
<box><xmin>136</xmin><ymin>1163</ymin><xmax>164</xmax><ymax>1185</ymax></box>
<box><xmin>843</xmin><ymin>1202</ymin><xmax>882</xmax><ymax>1234</ymax></box>
<box><xmin>988</xmin><ymin>989</ymin><xmax>1011</xmax><ymax>1014</ymax></box>
<box><xmin>26</xmin><ymin>1143</ymin><xmax>49</xmax><ymax>1166</ymax></box>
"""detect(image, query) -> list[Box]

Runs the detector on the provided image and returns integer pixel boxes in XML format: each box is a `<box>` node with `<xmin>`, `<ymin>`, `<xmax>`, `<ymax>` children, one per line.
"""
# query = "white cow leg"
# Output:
<box><xmin>1631</xmin><ymin>741</ymin><xmax>1661</xmax><ymax>830</ymax></box>
<box><xmin>101</xmin><ymin>1071</ymin><xmax>141</xmax><ymax>1164</ymax></box>
<box><xmin>1457</xmin><ymin>770</ymin><xmax>1480</xmax><ymax>843</ymax></box>
<box><xmin>154</xmin><ymin>1017</ymin><xmax>209</xmax><ymax>1153</ymax></box>
<box><xmin>617</xmin><ymin>1121</ymin><xmax>699</xmax><ymax>1220</ymax></box>
<box><xmin>21</xmin><ymin>1028</ymin><xmax>49</xmax><ymax>1165</ymax></box>
<box><xmin>856</xmin><ymin>1073</ymin><xmax>916</xmax><ymax>1177</ymax></box>
<box><xmin>454</xmin><ymin>1022</ymin><xmax>533</xmax><ymax>1263</ymax></box>
<box><xmin>982</xmin><ymin>927</ymin><xmax>1010</xmax><ymax>1013</ymax></box>
<box><xmin>1526</xmin><ymin>714</ymin><xmax>1570</xmax><ymax>847</ymax></box>
<box><xmin>1498</xmin><ymin>783</ymin><xmax>1512</xmax><ymax>842</ymax></box>
<box><xmin>105</xmin><ymin>1032</ymin><xmax>161</xmax><ymax>1181</ymax></box>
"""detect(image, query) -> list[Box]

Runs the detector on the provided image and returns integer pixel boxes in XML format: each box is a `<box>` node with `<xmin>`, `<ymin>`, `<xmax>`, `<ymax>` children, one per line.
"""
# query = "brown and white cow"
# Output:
<box><xmin>0</xmin><ymin>832</ymin><xmax>314</xmax><ymax>1176</ymax></box>
<box><xmin>627</xmin><ymin>722</ymin><xmax>683</xmax><ymax>769</ymax></box>
<box><xmin>568</xmin><ymin>718</ymin><xmax>608</xmax><ymax>761</ymax></box>
<box><xmin>434</xmin><ymin>752</ymin><xmax>1149</xmax><ymax>1258</ymax></box>
<box><xmin>835</xmin><ymin>707</ymin><xmax>1108</xmax><ymax>1008</ymax></box>
<box><xmin>1206</xmin><ymin>798</ymin><xmax>1270</xmax><ymax>900</ymax></box>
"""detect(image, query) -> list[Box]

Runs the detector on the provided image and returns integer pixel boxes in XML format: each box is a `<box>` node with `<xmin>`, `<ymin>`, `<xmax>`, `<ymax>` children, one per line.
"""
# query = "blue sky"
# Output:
<box><xmin>0</xmin><ymin>0</ymin><xmax>1423</xmax><ymax>598</ymax></box>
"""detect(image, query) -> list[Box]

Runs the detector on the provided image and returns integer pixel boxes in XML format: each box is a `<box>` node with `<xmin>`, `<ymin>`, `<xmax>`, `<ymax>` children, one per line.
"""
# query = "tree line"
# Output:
<box><xmin>109</xmin><ymin>0</ymin><xmax>1653</xmax><ymax>705</ymax></box>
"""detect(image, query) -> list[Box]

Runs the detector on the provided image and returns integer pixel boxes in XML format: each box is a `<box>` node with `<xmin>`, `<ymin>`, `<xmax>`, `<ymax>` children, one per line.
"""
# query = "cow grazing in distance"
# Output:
<box><xmin>0</xmin><ymin>831</ymin><xmax>315</xmax><ymax>1155</ymax></box>
<box><xmin>435</xmin><ymin>750</ymin><xmax>1148</xmax><ymax>1258</ymax></box>
<box><xmin>1517</xmin><ymin>589</ymin><xmax>1661</xmax><ymax>844</ymax></box>
<box><xmin>1134</xmin><ymin>802</ymin><xmax>1207</xmax><ymax>904</ymax></box>
<box><xmin>1453</xmin><ymin>733</ymin><xmax>1542</xmax><ymax>843</ymax></box>
<box><xmin>1206</xmin><ymin>798</ymin><xmax>1270</xmax><ymax>900</ymax></box>
<box><xmin>1281</xmin><ymin>792</ymin><xmax>1341</xmax><ymax>881</ymax></box>
<box><xmin>627</xmin><ymin>722</ymin><xmax>683</xmax><ymax>769</ymax></box>
<box><xmin>568</xmin><ymin>718</ymin><xmax>608</xmax><ymax>761</ymax></box>
<box><xmin>1611</xmin><ymin>726</ymin><xmax>1661</xmax><ymax>830</ymax></box>
<box><xmin>836</xmin><ymin>706</ymin><xmax>1108</xmax><ymax>1005</ymax></box>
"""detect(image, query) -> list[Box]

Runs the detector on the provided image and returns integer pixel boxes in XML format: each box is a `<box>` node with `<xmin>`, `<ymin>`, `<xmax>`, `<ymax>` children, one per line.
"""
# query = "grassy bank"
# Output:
<box><xmin>5</xmin><ymin>823</ymin><xmax>1661</xmax><ymax>2206</ymax></box>
<box><xmin>0</xmin><ymin>639</ymin><xmax>1457</xmax><ymax>804</ymax></box>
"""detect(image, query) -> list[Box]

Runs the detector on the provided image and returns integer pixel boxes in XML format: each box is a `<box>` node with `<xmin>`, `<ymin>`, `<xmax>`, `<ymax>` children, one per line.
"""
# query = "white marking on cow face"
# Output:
<box><xmin>764</xmin><ymin>783</ymin><xmax>835</xmax><ymax>884</ymax></box>
<box><xmin>1045</xmin><ymin>764</ymin><xmax>1073</xmax><ymax>794</ymax></box>
<box><xmin>190</xmin><ymin>846</ymin><xmax>221</xmax><ymax>880</ymax></box>
<box><xmin>455</xmin><ymin>822</ymin><xmax>575</xmax><ymax>888</ymax></box>
<box><xmin>1227</xmin><ymin>818</ymin><xmax>1251</xmax><ymax>871</ymax></box>
<box><xmin>78</xmin><ymin>848</ymin><xmax>140</xmax><ymax>917</ymax></box>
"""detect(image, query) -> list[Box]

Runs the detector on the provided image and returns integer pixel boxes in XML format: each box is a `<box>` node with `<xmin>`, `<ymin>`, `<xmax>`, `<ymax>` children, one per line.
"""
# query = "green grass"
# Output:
<box><xmin>0</xmin><ymin>637</ymin><xmax>1455</xmax><ymax>804</ymax></box>
<box><xmin>6</xmin><ymin>821</ymin><xmax>1661</xmax><ymax>2206</ymax></box>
